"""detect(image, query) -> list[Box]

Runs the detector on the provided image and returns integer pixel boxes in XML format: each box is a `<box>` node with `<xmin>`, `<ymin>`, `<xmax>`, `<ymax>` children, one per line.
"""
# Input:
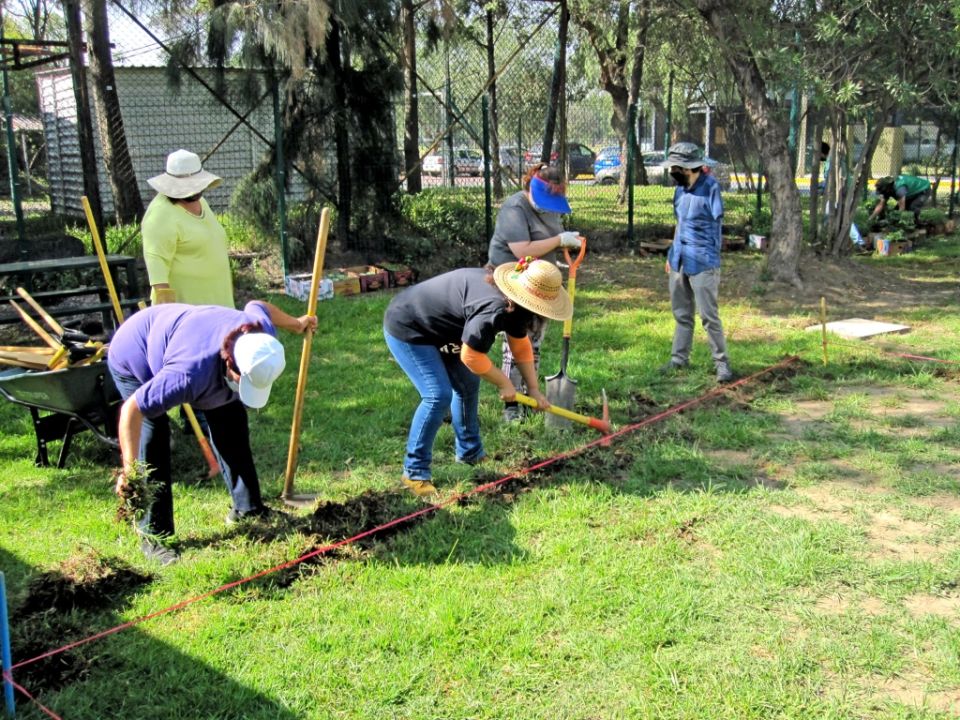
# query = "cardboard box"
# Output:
<box><xmin>379</xmin><ymin>262</ymin><xmax>416</xmax><ymax>288</ymax></box>
<box><xmin>284</xmin><ymin>274</ymin><xmax>334</xmax><ymax>303</ymax></box>
<box><xmin>875</xmin><ymin>237</ymin><xmax>911</xmax><ymax>256</ymax></box>
<box><xmin>326</xmin><ymin>270</ymin><xmax>362</xmax><ymax>296</ymax></box>
<box><xmin>342</xmin><ymin>265</ymin><xmax>389</xmax><ymax>293</ymax></box>
<box><xmin>748</xmin><ymin>234</ymin><xmax>768</xmax><ymax>251</ymax></box>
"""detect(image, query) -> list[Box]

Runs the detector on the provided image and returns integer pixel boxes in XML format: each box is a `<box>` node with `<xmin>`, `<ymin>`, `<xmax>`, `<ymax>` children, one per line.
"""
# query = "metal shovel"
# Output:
<box><xmin>545</xmin><ymin>238</ymin><xmax>587</xmax><ymax>429</ymax></box>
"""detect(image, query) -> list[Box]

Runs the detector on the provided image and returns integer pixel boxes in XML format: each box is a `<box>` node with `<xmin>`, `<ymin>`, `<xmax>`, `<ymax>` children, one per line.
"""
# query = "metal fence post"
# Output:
<box><xmin>663</xmin><ymin>70</ymin><xmax>673</xmax><ymax>185</ymax></box>
<box><xmin>517</xmin><ymin>116</ymin><xmax>522</xmax><ymax>178</ymax></box>
<box><xmin>626</xmin><ymin>102</ymin><xmax>636</xmax><ymax>246</ymax></box>
<box><xmin>482</xmin><ymin>95</ymin><xmax>492</xmax><ymax>242</ymax></box>
<box><xmin>0</xmin><ymin>572</ymin><xmax>14</xmax><ymax>718</ymax></box>
<box><xmin>2</xmin><ymin>67</ymin><xmax>25</xmax><ymax>260</ymax></box>
<box><xmin>756</xmin><ymin>157</ymin><xmax>763</xmax><ymax>216</ymax></box>
<box><xmin>272</xmin><ymin>81</ymin><xmax>289</xmax><ymax>278</ymax></box>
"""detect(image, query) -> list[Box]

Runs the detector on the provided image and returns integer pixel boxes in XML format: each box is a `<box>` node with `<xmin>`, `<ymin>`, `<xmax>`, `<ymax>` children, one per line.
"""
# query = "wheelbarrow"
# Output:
<box><xmin>0</xmin><ymin>361</ymin><xmax>120</xmax><ymax>468</ymax></box>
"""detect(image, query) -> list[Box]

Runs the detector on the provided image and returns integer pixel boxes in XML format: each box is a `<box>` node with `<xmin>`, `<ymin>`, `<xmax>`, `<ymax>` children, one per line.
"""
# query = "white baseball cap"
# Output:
<box><xmin>233</xmin><ymin>333</ymin><xmax>286</xmax><ymax>409</ymax></box>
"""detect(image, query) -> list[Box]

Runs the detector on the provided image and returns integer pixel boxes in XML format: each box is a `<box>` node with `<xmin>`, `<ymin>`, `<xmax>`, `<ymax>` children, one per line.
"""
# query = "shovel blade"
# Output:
<box><xmin>545</xmin><ymin>372</ymin><xmax>577</xmax><ymax>429</ymax></box>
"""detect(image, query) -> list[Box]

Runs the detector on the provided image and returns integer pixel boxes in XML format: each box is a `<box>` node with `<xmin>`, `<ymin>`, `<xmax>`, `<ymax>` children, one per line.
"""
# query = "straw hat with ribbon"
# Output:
<box><xmin>147</xmin><ymin>149</ymin><xmax>222</xmax><ymax>199</ymax></box>
<box><xmin>493</xmin><ymin>257</ymin><xmax>573</xmax><ymax>321</ymax></box>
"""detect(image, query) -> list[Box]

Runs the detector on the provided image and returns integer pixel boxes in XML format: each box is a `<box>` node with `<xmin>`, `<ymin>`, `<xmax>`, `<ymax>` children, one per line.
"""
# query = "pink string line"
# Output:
<box><xmin>829</xmin><ymin>338</ymin><xmax>960</xmax><ymax>365</ymax></box>
<box><xmin>11</xmin><ymin>356</ymin><xmax>799</xmax><ymax>680</ymax></box>
<box><xmin>4</xmin><ymin>670</ymin><xmax>64</xmax><ymax>720</ymax></box>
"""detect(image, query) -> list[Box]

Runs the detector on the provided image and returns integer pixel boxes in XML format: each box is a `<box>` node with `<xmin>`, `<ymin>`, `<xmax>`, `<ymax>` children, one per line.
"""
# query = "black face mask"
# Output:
<box><xmin>670</xmin><ymin>170</ymin><xmax>688</xmax><ymax>187</ymax></box>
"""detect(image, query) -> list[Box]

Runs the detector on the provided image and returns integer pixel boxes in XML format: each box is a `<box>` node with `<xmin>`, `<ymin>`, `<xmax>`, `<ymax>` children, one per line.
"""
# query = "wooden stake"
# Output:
<box><xmin>820</xmin><ymin>296</ymin><xmax>828</xmax><ymax>366</ymax></box>
<box><xmin>81</xmin><ymin>195</ymin><xmax>124</xmax><ymax>324</ymax></box>
<box><xmin>282</xmin><ymin>207</ymin><xmax>330</xmax><ymax>504</ymax></box>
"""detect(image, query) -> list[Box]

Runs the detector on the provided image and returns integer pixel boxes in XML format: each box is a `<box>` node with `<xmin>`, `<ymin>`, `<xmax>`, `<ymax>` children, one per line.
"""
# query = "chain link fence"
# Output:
<box><xmin>2</xmin><ymin>3</ymin><xmax>958</xmax><ymax>270</ymax></box>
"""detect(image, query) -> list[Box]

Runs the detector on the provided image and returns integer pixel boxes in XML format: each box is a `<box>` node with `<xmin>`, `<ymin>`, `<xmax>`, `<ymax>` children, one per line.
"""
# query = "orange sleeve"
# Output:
<box><xmin>461</xmin><ymin>345</ymin><xmax>493</xmax><ymax>375</ymax></box>
<box><xmin>506</xmin><ymin>335</ymin><xmax>534</xmax><ymax>364</ymax></box>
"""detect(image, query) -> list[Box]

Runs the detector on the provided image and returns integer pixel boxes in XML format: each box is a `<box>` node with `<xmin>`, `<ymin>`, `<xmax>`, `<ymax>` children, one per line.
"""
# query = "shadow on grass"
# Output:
<box><xmin>1</xmin><ymin>546</ymin><xmax>300</xmax><ymax>720</ymax></box>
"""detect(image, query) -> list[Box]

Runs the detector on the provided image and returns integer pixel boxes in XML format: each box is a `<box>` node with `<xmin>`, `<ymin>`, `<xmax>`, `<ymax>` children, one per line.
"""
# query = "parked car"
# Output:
<box><xmin>594</xmin><ymin>148</ymin><xmax>731</xmax><ymax>190</ymax></box>
<box><xmin>594</xmin><ymin>149</ymin><xmax>665</xmax><ymax>185</ymax></box>
<box><xmin>453</xmin><ymin>148</ymin><xmax>484</xmax><ymax>176</ymax></box>
<box><xmin>523</xmin><ymin>143</ymin><xmax>596</xmax><ymax>179</ymax></box>
<box><xmin>422</xmin><ymin>152</ymin><xmax>445</xmax><ymax>176</ymax></box>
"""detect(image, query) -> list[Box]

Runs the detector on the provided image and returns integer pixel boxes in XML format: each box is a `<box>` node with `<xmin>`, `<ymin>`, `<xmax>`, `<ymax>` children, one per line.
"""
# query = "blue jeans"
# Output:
<box><xmin>110</xmin><ymin>369</ymin><xmax>264</xmax><ymax>538</ymax></box>
<box><xmin>384</xmin><ymin>330</ymin><xmax>484</xmax><ymax>480</ymax></box>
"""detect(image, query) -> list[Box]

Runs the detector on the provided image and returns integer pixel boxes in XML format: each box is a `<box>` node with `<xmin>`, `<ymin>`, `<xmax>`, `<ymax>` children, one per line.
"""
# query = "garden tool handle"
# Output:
<box><xmin>561</xmin><ymin>238</ymin><xmax>586</xmax><ymax>338</ymax></box>
<box><xmin>514</xmin><ymin>392</ymin><xmax>610</xmax><ymax>434</ymax></box>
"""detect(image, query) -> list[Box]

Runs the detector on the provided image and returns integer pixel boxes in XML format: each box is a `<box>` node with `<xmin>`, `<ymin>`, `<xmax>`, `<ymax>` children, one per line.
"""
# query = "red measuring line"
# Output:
<box><xmin>827</xmin><ymin>339</ymin><xmax>960</xmax><ymax>365</ymax></box>
<box><xmin>12</xmin><ymin>355</ymin><xmax>799</xmax><ymax>678</ymax></box>
<box><xmin>4</xmin><ymin>672</ymin><xmax>63</xmax><ymax>720</ymax></box>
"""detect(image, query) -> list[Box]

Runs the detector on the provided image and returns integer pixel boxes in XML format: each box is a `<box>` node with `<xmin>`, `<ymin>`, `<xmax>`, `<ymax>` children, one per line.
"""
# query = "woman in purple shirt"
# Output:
<box><xmin>108</xmin><ymin>300</ymin><xmax>316</xmax><ymax>564</ymax></box>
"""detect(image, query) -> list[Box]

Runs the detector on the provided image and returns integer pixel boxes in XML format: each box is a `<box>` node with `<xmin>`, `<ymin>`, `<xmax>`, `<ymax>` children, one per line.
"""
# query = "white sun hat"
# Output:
<box><xmin>147</xmin><ymin>149</ymin><xmax>222</xmax><ymax>199</ymax></box>
<box><xmin>233</xmin><ymin>333</ymin><xmax>286</xmax><ymax>409</ymax></box>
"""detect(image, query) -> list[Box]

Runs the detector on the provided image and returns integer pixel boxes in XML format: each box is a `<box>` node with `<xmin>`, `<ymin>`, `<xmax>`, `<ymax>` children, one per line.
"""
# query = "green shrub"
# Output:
<box><xmin>919</xmin><ymin>207</ymin><xmax>947</xmax><ymax>225</ymax></box>
<box><xmin>395</xmin><ymin>189</ymin><xmax>487</xmax><ymax>272</ymax></box>
<box><xmin>229</xmin><ymin>172</ymin><xmax>278</xmax><ymax>240</ymax></box>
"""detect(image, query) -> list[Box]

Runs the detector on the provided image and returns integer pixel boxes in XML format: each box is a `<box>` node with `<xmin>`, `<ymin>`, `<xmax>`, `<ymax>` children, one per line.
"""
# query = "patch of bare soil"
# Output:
<box><xmin>813</xmin><ymin>592</ymin><xmax>887</xmax><ymax>616</ymax></box>
<box><xmin>902</xmin><ymin>594</ymin><xmax>960</xmax><ymax>623</ymax></box>
<box><xmin>12</xmin><ymin>550</ymin><xmax>153</xmax><ymax>694</ymax></box>
<box><xmin>582</xmin><ymin>251</ymin><xmax>959</xmax><ymax>320</ymax></box>
<box><xmin>862</xmin><ymin>672</ymin><xmax>960</xmax><ymax>715</ymax></box>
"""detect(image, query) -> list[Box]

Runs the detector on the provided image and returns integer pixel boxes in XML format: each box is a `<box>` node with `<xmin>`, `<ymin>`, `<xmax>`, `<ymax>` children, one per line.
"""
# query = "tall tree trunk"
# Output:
<box><xmin>572</xmin><ymin>0</ymin><xmax>631</xmax><ymax>200</ymax></box>
<box><xmin>63</xmin><ymin>0</ymin><xmax>104</xmax><ymax>236</ymax></box>
<box><xmin>828</xmin><ymin>118</ymin><xmax>885</xmax><ymax>256</ymax></box>
<box><xmin>541</xmin><ymin>0</ymin><xmax>568</xmax><ymax>167</ymax></box>
<box><xmin>83</xmin><ymin>0</ymin><xmax>143</xmax><ymax>223</ymax></box>
<box><xmin>486</xmin><ymin>8</ymin><xmax>504</xmax><ymax>199</ymax></box>
<box><xmin>401</xmin><ymin>0</ymin><xmax>421</xmax><ymax>194</ymax></box>
<box><xmin>693</xmin><ymin>0</ymin><xmax>802</xmax><ymax>287</ymax></box>
<box><xmin>327</xmin><ymin>17</ymin><xmax>352</xmax><ymax>251</ymax></box>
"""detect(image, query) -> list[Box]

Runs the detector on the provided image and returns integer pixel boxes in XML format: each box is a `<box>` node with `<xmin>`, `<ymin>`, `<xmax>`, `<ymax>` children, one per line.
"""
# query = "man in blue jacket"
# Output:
<box><xmin>660</xmin><ymin>142</ymin><xmax>735</xmax><ymax>383</ymax></box>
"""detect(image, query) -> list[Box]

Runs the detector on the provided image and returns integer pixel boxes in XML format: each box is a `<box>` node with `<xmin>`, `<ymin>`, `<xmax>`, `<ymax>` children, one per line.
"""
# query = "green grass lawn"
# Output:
<box><xmin>2</xmin><ymin>241</ymin><xmax>960</xmax><ymax>718</ymax></box>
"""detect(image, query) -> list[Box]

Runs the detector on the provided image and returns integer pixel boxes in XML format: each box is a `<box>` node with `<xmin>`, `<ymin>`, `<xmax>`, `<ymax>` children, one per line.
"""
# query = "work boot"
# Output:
<box><xmin>140</xmin><ymin>538</ymin><xmax>179</xmax><ymax>566</ymax></box>
<box><xmin>456</xmin><ymin>453</ymin><xmax>487</xmax><ymax>466</ymax></box>
<box><xmin>716</xmin><ymin>363</ymin><xmax>736</xmax><ymax>384</ymax></box>
<box><xmin>502</xmin><ymin>402</ymin><xmax>523</xmax><ymax>423</ymax></box>
<box><xmin>658</xmin><ymin>360</ymin><xmax>687</xmax><ymax>374</ymax></box>
<box><xmin>402</xmin><ymin>476</ymin><xmax>437</xmax><ymax>498</ymax></box>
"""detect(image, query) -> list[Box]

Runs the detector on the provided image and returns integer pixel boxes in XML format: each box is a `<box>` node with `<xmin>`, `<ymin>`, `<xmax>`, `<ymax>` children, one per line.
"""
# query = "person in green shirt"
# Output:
<box><xmin>870</xmin><ymin>174</ymin><xmax>932</xmax><ymax>225</ymax></box>
<box><xmin>142</xmin><ymin>149</ymin><xmax>234</xmax><ymax>308</ymax></box>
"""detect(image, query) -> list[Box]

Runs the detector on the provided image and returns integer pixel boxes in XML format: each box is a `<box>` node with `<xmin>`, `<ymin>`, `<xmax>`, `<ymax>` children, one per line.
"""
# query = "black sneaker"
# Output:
<box><xmin>140</xmin><ymin>538</ymin><xmax>179</xmax><ymax>566</ymax></box>
<box><xmin>225</xmin><ymin>506</ymin><xmax>273</xmax><ymax>525</ymax></box>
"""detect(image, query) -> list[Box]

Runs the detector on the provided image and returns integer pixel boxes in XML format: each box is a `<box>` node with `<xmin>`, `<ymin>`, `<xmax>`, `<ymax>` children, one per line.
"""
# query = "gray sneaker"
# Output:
<box><xmin>502</xmin><ymin>403</ymin><xmax>523</xmax><ymax>422</ymax></box>
<box><xmin>140</xmin><ymin>538</ymin><xmax>179</xmax><ymax>566</ymax></box>
<box><xmin>716</xmin><ymin>364</ymin><xmax>736</xmax><ymax>383</ymax></box>
<box><xmin>658</xmin><ymin>360</ymin><xmax>688</xmax><ymax>374</ymax></box>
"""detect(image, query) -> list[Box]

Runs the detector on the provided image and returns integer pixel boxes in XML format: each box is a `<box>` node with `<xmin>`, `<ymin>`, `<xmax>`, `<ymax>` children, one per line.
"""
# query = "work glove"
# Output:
<box><xmin>559</xmin><ymin>231</ymin><xmax>582</xmax><ymax>249</ymax></box>
<box><xmin>153</xmin><ymin>287</ymin><xmax>177</xmax><ymax>305</ymax></box>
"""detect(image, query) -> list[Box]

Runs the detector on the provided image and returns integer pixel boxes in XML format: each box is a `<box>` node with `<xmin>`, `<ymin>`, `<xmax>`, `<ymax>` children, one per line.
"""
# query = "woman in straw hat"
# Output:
<box><xmin>384</xmin><ymin>258</ymin><xmax>573</xmax><ymax>497</ymax></box>
<box><xmin>141</xmin><ymin>149</ymin><xmax>234</xmax><ymax>308</ymax></box>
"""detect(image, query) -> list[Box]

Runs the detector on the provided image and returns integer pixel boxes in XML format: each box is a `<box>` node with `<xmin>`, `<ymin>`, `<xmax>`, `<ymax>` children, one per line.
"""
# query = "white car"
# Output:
<box><xmin>422</xmin><ymin>153</ymin><xmax>445</xmax><ymax>176</ymax></box>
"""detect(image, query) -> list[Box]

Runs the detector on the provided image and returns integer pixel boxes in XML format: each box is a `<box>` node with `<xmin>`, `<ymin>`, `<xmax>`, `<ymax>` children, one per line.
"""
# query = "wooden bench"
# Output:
<box><xmin>0</xmin><ymin>255</ymin><xmax>144</xmax><ymax>331</ymax></box>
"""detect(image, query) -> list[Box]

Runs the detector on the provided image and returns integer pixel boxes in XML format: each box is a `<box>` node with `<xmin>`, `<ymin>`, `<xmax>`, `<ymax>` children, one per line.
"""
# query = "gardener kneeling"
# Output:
<box><xmin>383</xmin><ymin>258</ymin><xmax>572</xmax><ymax>497</ymax></box>
<box><xmin>108</xmin><ymin>301</ymin><xmax>316</xmax><ymax>565</ymax></box>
